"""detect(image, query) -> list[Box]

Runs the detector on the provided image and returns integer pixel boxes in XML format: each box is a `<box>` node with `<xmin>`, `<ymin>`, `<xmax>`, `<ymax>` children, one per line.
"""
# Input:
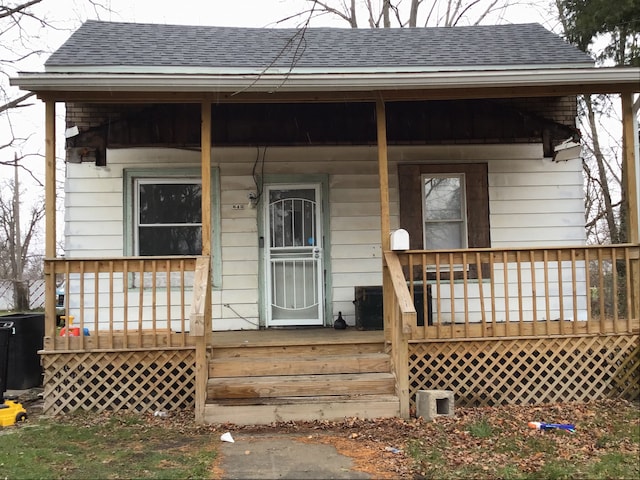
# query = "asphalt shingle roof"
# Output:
<box><xmin>45</xmin><ymin>20</ymin><xmax>593</xmax><ymax>70</ymax></box>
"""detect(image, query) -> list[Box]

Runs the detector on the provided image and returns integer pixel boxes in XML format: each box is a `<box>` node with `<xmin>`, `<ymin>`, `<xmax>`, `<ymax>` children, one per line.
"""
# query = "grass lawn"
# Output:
<box><xmin>0</xmin><ymin>411</ymin><xmax>216</xmax><ymax>479</ymax></box>
<box><xmin>0</xmin><ymin>399</ymin><xmax>637</xmax><ymax>479</ymax></box>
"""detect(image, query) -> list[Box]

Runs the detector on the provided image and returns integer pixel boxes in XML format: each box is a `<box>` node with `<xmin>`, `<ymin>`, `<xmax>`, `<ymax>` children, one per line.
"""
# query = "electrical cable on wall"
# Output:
<box><xmin>252</xmin><ymin>146</ymin><xmax>266</xmax><ymax>205</ymax></box>
<box><xmin>223</xmin><ymin>303</ymin><xmax>259</xmax><ymax>327</ymax></box>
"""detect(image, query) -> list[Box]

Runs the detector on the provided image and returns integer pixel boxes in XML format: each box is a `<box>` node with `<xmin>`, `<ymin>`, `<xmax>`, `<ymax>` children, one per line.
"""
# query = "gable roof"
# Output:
<box><xmin>45</xmin><ymin>21</ymin><xmax>593</xmax><ymax>73</ymax></box>
<box><xmin>12</xmin><ymin>20</ymin><xmax>640</xmax><ymax>96</ymax></box>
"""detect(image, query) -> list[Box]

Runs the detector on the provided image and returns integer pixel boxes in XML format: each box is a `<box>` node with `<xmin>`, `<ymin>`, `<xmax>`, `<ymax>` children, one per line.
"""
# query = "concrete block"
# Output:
<box><xmin>416</xmin><ymin>389</ymin><xmax>455</xmax><ymax>421</ymax></box>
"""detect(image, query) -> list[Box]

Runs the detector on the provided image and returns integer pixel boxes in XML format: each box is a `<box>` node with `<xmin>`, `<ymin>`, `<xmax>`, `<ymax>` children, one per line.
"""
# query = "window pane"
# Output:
<box><xmin>139</xmin><ymin>226</ymin><xmax>202</xmax><ymax>255</ymax></box>
<box><xmin>269</xmin><ymin>189</ymin><xmax>317</xmax><ymax>248</ymax></box>
<box><xmin>424</xmin><ymin>177</ymin><xmax>462</xmax><ymax>220</ymax></box>
<box><xmin>139</xmin><ymin>184</ymin><xmax>202</xmax><ymax>224</ymax></box>
<box><xmin>425</xmin><ymin>222</ymin><xmax>463</xmax><ymax>250</ymax></box>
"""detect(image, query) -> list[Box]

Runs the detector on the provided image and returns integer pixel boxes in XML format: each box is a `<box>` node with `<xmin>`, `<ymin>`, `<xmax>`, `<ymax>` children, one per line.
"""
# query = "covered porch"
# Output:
<box><xmin>39</xmin><ymin>88</ymin><xmax>639</xmax><ymax>421</ymax></box>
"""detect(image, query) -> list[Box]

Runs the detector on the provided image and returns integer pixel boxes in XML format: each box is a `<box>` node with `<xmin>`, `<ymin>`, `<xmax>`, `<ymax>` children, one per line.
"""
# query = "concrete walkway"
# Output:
<box><xmin>216</xmin><ymin>433</ymin><xmax>371</xmax><ymax>479</ymax></box>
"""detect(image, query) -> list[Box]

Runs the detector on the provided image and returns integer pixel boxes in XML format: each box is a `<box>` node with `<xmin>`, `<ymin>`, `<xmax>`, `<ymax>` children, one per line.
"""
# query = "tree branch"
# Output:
<box><xmin>0</xmin><ymin>0</ymin><xmax>43</xmax><ymax>20</ymax></box>
<box><xmin>0</xmin><ymin>91</ymin><xmax>36</xmax><ymax>114</ymax></box>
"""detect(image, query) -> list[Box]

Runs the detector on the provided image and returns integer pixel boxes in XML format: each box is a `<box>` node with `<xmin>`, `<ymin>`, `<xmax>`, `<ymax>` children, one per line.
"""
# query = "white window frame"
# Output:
<box><xmin>134</xmin><ymin>177</ymin><xmax>203</xmax><ymax>256</ymax></box>
<box><xmin>421</xmin><ymin>173</ymin><xmax>468</xmax><ymax>250</ymax></box>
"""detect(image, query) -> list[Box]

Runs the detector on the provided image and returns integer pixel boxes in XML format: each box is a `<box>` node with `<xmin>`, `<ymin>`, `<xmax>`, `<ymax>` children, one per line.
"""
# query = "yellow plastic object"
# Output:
<box><xmin>0</xmin><ymin>400</ymin><xmax>28</xmax><ymax>427</ymax></box>
<box><xmin>60</xmin><ymin>315</ymin><xmax>75</xmax><ymax>326</ymax></box>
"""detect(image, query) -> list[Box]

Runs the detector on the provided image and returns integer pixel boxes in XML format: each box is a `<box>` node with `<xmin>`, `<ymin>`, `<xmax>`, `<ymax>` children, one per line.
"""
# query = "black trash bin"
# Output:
<box><xmin>354</xmin><ymin>286</ymin><xmax>384</xmax><ymax>330</ymax></box>
<box><xmin>354</xmin><ymin>285</ymin><xmax>433</xmax><ymax>330</ymax></box>
<box><xmin>0</xmin><ymin>321</ymin><xmax>13</xmax><ymax>400</ymax></box>
<box><xmin>0</xmin><ymin>313</ymin><xmax>44</xmax><ymax>389</ymax></box>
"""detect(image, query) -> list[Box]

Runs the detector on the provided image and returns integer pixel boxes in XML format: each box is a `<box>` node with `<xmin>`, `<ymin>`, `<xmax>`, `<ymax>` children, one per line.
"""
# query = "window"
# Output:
<box><xmin>399</xmin><ymin>163</ymin><xmax>490</xmax><ymax>279</ymax></box>
<box><xmin>399</xmin><ymin>163</ymin><xmax>489</xmax><ymax>250</ymax></box>
<box><xmin>124</xmin><ymin>167</ymin><xmax>221</xmax><ymax>288</ymax></box>
<box><xmin>422</xmin><ymin>174</ymin><xmax>467</xmax><ymax>250</ymax></box>
<box><xmin>135</xmin><ymin>179</ymin><xmax>202</xmax><ymax>256</ymax></box>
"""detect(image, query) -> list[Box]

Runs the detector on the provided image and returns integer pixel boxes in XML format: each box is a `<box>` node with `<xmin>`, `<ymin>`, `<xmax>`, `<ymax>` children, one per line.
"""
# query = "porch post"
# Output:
<box><xmin>376</xmin><ymin>96</ymin><xmax>410</xmax><ymax>418</ymax></box>
<box><xmin>376</xmin><ymin>97</ymin><xmax>392</xmax><ymax>343</ymax></box>
<box><xmin>194</xmin><ymin>100</ymin><xmax>213</xmax><ymax>423</ymax></box>
<box><xmin>376</xmin><ymin>97</ymin><xmax>391</xmax><ymax>252</ymax></box>
<box><xmin>44</xmin><ymin>99</ymin><xmax>57</xmax><ymax>342</ymax></box>
<box><xmin>201</xmin><ymin>100</ymin><xmax>213</xmax><ymax>339</ymax></box>
<box><xmin>621</xmin><ymin>93</ymin><xmax>639</xmax><ymax>244</ymax></box>
<box><xmin>621</xmin><ymin>92</ymin><xmax>639</xmax><ymax>321</ymax></box>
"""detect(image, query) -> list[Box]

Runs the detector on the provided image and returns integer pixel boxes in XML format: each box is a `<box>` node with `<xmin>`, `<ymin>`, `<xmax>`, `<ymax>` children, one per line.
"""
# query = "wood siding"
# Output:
<box><xmin>65</xmin><ymin>99</ymin><xmax>579</xmax><ymax>161</ymax></box>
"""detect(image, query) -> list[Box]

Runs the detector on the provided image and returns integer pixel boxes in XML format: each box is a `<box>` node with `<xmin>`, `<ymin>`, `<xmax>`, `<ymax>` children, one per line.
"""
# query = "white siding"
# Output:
<box><xmin>64</xmin><ymin>148</ymin><xmax>202</xmax><ymax>257</ymax></box>
<box><xmin>64</xmin><ymin>144</ymin><xmax>585</xmax><ymax>330</ymax></box>
<box><xmin>428</xmin><ymin>262</ymin><xmax>588</xmax><ymax>325</ymax></box>
<box><xmin>488</xmin><ymin>156</ymin><xmax>586</xmax><ymax>247</ymax></box>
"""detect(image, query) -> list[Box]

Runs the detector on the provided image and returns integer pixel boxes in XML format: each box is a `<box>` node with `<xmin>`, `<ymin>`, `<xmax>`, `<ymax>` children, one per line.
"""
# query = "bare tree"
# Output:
<box><xmin>556</xmin><ymin>0</ymin><xmax>639</xmax><ymax>245</ymax></box>
<box><xmin>1</xmin><ymin>1</ymin><xmax>112</xmax><ymax>170</ymax></box>
<box><xmin>580</xmin><ymin>95</ymin><xmax>626</xmax><ymax>244</ymax></box>
<box><xmin>0</xmin><ymin>167</ymin><xmax>45</xmax><ymax>309</ymax></box>
<box><xmin>0</xmin><ymin>1</ymin><xmax>45</xmax><ymax>173</ymax></box>
<box><xmin>282</xmin><ymin>0</ymin><xmax>528</xmax><ymax>28</ymax></box>
<box><xmin>1</xmin><ymin>1</ymin><xmax>115</xmax><ymax>293</ymax></box>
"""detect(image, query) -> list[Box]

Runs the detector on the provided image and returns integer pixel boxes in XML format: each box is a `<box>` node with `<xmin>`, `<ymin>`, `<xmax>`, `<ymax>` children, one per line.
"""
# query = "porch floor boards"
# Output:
<box><xmin>204</xmin><ymin>327</ymin><xmax>400</xmax><ymax>425</ymax></box>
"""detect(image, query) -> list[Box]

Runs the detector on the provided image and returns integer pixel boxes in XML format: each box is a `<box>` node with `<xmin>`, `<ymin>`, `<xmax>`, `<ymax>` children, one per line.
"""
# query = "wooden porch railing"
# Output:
<box><xmin>43</xmin><ymin>256</ymin><xmax>207</xmax><ymax>351</ymax></box>
<box><xmin>385</xmin><ymin>245</ymin><xmax>640</xmax><ymax>413</ymax></box>
<box><xmin>387</xmin><ymin>244</ymin><xmax>639</xmax><ymax>341</ymax></box>
<box><xmin>383</xmin><ymin>251</ymin><xmax>416</xmax><ymax>418</ymax></box>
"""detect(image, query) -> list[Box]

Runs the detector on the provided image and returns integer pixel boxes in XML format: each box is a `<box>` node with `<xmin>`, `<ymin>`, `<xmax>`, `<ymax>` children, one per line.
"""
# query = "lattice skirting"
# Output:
<box><xmin>409</xmin><ymin>334</ymin><xmax>639</xmax><ymax>409</ymax></box>
<box><xmin>41</xmin><ymin>349</ymin><xmax>196</xmax><ymax>416</ymax></box>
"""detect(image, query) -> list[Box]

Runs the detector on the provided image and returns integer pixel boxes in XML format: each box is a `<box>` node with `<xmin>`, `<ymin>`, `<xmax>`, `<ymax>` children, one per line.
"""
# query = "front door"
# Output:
<box><xmin>265</xmin><ymin>185</ymin><xmax>324</xmax><ymax>327</ymax></box>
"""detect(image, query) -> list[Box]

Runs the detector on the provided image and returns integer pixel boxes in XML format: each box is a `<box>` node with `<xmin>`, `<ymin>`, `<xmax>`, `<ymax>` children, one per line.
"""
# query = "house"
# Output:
<box><xmin>11</xmin><ymin>21</ymin><xmax>639</xmax><ymax>424</ymax></box>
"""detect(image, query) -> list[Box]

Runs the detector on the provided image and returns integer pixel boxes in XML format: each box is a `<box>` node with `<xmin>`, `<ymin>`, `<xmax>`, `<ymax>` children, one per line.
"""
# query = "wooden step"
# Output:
<box><xmin>204</xmin><ymin>395</ymin><xmax>400</xmax><ymax>425</ymax></box>
<box><xmin>207</xmin><ymin>372</ymin><xmax>396</xmax><ymax>399</ymax></box>
<box><xmin>204</xmin><ymin>329</ymin><xmax>396</xmax><ymax>425</ymax></box>
<box><xmin>210</xmin><ymin>341</ymin><xmax>385</xmax><ymax>359</ymax></box>
<box><xmin>209</xmin><ymin>352</ymin><xmax>390</xmax><ymax>377</ymax></box>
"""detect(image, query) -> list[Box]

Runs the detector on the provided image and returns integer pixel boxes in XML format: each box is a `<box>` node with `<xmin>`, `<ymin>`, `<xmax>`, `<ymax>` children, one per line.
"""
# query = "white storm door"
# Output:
<box><xmin>265</xmin><ymin>185</ymin><xmax>324</xmax><ymax>327</ymax></box>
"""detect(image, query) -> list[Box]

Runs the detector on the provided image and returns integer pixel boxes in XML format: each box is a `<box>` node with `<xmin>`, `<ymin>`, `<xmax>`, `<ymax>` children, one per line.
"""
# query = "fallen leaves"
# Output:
<box><xmin>20</xmin><ymin>394</ymin><xmax>639</xmax><ymax>479</ymax></box>
<box><xmin>224</xmin><ymin>398</ymin><xmax>638</xmax><ymax>478</ymax></box>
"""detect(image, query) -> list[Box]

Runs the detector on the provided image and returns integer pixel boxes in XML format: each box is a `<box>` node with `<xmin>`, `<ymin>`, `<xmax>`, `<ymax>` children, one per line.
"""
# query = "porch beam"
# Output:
<box><xmin>44</xmin><ymin>99</ymin><xmax>57</xmax><ymax>341</ymax></box>
<box><xmin>33</xmin><ymin>83</ymin><xmax>640</xmax><ymax>105</ymax></box>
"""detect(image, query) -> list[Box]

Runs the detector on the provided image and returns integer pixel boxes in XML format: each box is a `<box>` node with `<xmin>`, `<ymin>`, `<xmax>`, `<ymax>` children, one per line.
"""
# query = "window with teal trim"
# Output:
<box><xmin>135</xmin><ymin>178</ymin><xmax>202</xmax><ymax>256</ymax></box>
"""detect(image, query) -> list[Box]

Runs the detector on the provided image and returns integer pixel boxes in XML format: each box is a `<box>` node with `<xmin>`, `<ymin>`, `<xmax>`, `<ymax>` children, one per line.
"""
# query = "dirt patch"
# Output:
<box><xmin>297</xmin><ymin>433</ymin><xmax>411</xmax><ymax>478</ymax></box>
